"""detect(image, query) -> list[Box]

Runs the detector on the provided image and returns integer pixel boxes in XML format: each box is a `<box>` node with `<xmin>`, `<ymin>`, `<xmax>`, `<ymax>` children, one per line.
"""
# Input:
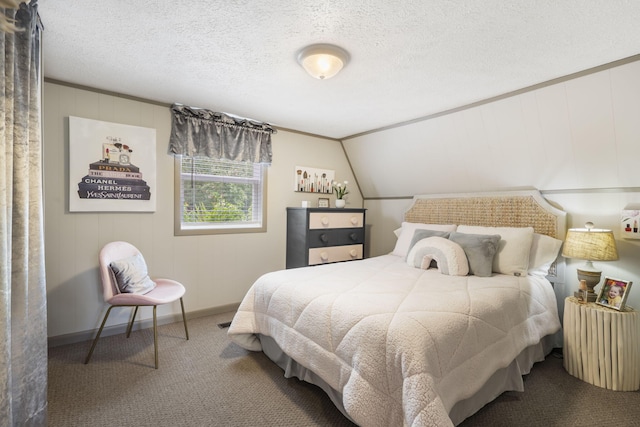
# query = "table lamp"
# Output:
<box><xmin>562</xmin><ymin>222</ymin><xmax>618</xmax><ymax>302</ymax></box>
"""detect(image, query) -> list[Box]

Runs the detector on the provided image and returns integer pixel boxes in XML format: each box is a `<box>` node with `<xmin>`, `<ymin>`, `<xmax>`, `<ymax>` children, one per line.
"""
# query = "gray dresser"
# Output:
<box><xmin>286</xmin><ymin>207</ymin><xmax>366</xmax><ymax>269</ymax></box>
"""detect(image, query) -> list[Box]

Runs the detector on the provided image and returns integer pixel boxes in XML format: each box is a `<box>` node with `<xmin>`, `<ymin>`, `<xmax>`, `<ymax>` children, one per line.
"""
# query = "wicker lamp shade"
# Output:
<box><xmin>562</xmin><ymin>222</ymin><xmax>618</xmax><ymax>302</ymax></box>
<box><xmin>562</xmin><ymin>228</ymin><xmax>618</xmax><ymax>261</ymax></box>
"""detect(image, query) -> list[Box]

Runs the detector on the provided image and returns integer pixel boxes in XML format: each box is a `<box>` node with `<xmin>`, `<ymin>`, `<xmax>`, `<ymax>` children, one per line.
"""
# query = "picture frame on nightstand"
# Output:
<box><xmin>596</xmin><ymin>277</ymin><xmax>632</xmax><ymax>311</ymax></box>
<box><xmin>317</xmin><ymin>198</ymin><xmax>329</xmax><ymax>208</ymax></box>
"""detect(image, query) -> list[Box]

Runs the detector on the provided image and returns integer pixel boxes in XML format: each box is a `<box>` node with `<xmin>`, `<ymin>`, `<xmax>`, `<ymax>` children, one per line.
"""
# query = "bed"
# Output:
<box><xmin>228</xmin><ymin>190</ymin><xmax>566</xmax><ymax>426</ymax></box>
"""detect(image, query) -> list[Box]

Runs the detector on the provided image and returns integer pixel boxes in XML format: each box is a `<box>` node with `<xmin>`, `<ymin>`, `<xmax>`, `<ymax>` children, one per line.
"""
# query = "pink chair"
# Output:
<box><xmin>84</xmin><ymin>241</ymin><xmax>189</xmax><ymax>369</ymax></box>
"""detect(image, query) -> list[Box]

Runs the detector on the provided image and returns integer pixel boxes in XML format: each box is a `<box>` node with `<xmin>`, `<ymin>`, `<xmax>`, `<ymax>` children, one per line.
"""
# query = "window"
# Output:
<box><xmin>175</xmin><ymin>156</ymin><xmax>267</xmax><ymax>235</ymax></box>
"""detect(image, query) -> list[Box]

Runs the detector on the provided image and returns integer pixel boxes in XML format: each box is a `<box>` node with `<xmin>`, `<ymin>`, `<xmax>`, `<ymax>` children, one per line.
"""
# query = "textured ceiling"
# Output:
<box><xmin>38</xmin><ymin>1</ymin><xmax>640</xmax><ymax>139</ymax></box>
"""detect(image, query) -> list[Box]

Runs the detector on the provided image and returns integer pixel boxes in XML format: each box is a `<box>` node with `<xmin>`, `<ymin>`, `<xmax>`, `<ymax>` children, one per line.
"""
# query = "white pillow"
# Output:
<box><xmin>392</xmin><ymin>222</ymin><xmax>457</xmax><ymax>257</ymax></box>
<box><xmin>456</xmin><ymin>225</ymin><xmax>535</xmax><ymax>276</ymax></box>
<box><xmin>109</xmin><ymin>253</ymin><xmax>157</xmax><ymax>294</ymax></box>
<box><xmin>528</xmin><ymin>233</ymin><xmax>563</xmax><ymax>277</ymax></box>
<box><xmin>406</xmin><ymin>236</ymin><xmax>469</xmax><ymax>276</ymax></box>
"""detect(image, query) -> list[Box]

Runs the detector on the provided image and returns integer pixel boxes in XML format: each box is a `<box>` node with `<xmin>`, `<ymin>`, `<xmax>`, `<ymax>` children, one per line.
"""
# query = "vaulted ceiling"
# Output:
<box><xmin>38</xmin><ymin>1</ymin><xmax>640</xmax><ymax>139</ymax></box>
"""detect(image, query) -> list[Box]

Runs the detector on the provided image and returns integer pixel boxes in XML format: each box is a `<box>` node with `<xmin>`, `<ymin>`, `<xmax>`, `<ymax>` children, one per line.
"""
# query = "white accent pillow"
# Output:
<box><xmin>457</xmin><ymin>225</ymin><xmax>535</xmax><ymax>276</ymax></box>
<box><xmin>392</xmin><ymin>222</ymin><xmax>457</xmax><ymax>257</ymax></box>
<box><xmin>406</xmin><ymin>236</ymin><xmax>469</xmax><ymax>276</ymax></box>
<box><xmin>109</xmin><ymin>253</ymin><xmax>157</xmax><ymax>294</ymax></box>
<box><xmin>528</xmin><ymin>233</ymin><xmax>563</xmax><ymax>277</ymax></box>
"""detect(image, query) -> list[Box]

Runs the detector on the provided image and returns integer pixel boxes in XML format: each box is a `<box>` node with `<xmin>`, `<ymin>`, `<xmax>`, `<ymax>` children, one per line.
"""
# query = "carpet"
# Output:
<box><xmin>48</xmin><ymin>312</ymin><xmax>640</xmax><ymax>426</ymax></box>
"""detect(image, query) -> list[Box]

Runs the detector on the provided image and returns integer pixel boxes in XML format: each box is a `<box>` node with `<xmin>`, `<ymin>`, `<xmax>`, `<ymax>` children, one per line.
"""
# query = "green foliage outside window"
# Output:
<box><xmin>180</xmin><ymin>157</ymin><xmax>259</xmax><ymax>224</ymax></box>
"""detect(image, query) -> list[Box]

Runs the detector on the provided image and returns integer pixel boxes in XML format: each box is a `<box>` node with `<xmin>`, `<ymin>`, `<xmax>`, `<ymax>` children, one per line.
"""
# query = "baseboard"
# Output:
<box><xmin>47</xmin><ymin>303</ymin><xmax>240</xmax><ymax>348</ymax></box>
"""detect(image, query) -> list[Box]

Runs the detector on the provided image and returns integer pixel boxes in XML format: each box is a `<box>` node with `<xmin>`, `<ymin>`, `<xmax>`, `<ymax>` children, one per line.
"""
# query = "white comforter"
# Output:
<box><xmin>228</xmin><ymin>255</ymin><xmax>560</xmax><ymax>427</ymax></box>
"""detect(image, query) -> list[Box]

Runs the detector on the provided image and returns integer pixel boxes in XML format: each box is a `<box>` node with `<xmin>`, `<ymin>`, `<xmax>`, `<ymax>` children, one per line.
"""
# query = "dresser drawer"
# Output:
<box><xmin>309</xmin><ymin>212</ymin><xmax>364</xmax><ymax>229</ymax></box>
<box><xmin>308</xmin><ymin>244</ymin><xmax>363</xmax><ymax>265</ymax></box>
<box><xmin>307</xmin><ymin>228</ymin><xmax>364</xmax><ymax>248</ymax></box>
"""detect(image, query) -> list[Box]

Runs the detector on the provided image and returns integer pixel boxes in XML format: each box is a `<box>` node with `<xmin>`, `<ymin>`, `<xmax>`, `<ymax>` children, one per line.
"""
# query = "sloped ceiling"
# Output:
<box><xmin>38</xmin><ymin>1</ymin><xmax>640</xmax><ymax>139</ymax></box>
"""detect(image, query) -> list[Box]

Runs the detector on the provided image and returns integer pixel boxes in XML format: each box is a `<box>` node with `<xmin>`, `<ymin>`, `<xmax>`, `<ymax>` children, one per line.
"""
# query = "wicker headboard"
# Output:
<box><xmin>404</xmin><ymin>190</ymin><xmax>567</xmax><ymax>281</ymax></box>
<box><xmin>404</xmin><ymin>190</ymin><xmax>565</xmax><ymax>239</ymax></box>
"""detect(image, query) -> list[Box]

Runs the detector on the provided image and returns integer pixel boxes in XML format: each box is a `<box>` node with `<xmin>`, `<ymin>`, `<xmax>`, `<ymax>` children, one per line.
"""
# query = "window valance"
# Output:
<box><xmin>169</xmin><ymin>103</ymin><xmax>275</xmax><ymax>164</ymax></box>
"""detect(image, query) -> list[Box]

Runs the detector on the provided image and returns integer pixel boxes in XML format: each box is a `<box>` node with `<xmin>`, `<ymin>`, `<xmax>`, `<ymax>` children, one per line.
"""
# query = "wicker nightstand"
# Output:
<box><xmin>563</xmin><ymin>296</ymin><xmax>640</xmax><ymax>391</ymax></box>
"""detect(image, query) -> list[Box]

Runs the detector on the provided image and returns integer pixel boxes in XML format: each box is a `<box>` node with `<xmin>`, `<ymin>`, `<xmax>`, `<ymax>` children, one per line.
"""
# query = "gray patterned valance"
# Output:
<box><xmin>169</xmin><ymin>103</ymin><xmax>275</xmax><ymax>164</ymax></box>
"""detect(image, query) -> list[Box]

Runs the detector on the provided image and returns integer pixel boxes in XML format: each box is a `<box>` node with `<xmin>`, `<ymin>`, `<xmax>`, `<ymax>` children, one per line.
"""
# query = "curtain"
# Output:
<box><xmin>168</xmin><ymin>103</ymin><xmax>275</xmax><ymax>164</ymax></box>
<box><xmin>1</xmin><ymin>1</ymin><xmax>47</xmax><ymax>426</ymax></box>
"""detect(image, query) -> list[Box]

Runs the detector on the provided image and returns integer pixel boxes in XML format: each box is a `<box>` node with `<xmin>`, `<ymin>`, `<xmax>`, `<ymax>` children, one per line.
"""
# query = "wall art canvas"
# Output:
<box><xmin>294</xmin><ymin>166</ymin><xmax>334</xmax><ymax>194</ymax></box>
<box><xmin>69</xmin><ymin>116</ymin><xmax>156</xmax><ymax>212</ymax></box>
<box><xmin>621</xmin><ymin>204</ymin><xmax>640</xmax><ymax>239</ymax></box>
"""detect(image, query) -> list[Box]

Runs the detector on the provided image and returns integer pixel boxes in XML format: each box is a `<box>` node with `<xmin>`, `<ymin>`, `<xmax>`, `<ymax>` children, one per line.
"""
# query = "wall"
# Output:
<box><xmin>345</xmin><ymin>59</ymin><xmax>640</xmax><ymax>312</ymax></box>
<box><xmin>44</xmin><ymin>82</ymin><xmax>362</xmax><ymax>343</ymax></box>
<box><xmin>345</xmin><ymin>59</ymin><xmax>640</xmax><ymax>198</ymax></box>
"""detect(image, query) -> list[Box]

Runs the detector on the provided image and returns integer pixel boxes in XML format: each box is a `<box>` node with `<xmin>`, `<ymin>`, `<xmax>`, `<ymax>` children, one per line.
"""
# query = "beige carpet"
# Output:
<box><xmin>48</xmin><ymin>312</ymin><xmax>640</xmax><ymax>426</ymax></box>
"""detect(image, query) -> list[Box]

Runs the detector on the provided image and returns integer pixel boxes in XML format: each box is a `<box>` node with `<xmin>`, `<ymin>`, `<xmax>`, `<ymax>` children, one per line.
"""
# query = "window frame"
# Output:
<box><xmin>173</xmin><ymin>156</ymin><xmax>268</xmax><ymax>236</ymax></box>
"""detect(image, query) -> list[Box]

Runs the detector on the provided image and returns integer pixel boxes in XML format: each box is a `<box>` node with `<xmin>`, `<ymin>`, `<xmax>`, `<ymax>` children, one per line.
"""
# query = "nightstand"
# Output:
<box><xmin>563</xmin><ymin>296</ymin><xmax>640</xmax><ymax>391</ymax></box>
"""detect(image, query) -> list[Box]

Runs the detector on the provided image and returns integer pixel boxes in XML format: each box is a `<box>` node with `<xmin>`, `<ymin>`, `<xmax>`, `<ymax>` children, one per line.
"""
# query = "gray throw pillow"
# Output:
<box><xmin>406</xmin><ymin>229</ymin><xmax>451</xmax><ymax>261</ymax></box>
<box><xmin>448</xmin><ymin>232</ymin><xmax>501</xmax><ymax>277</ymax></box>
<box><xmin>109</xmin><ymin>253</ymin><xmax>157</xmax><ymax>294</ymax></box>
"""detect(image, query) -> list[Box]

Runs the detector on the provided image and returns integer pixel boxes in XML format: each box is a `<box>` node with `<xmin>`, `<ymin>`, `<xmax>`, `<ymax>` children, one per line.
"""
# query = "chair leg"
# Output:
<box><xmin>180</xmin><ymin>297</ymin><xmax>189</xmax><ymax>340</ymax></box>
<box><xmin>85</xmin><ymin>305</ymin><xmax>114</xmax><ymax>364</ymax></box>
<box><xmin>126</xmin><ymin>306</ymin><xmax>139</xmax><ymax>338</ymax></box>
<box><xmin>153</xmin><ymin>305</ymin><xmax>158</xmax><ymax>369</ymax></box>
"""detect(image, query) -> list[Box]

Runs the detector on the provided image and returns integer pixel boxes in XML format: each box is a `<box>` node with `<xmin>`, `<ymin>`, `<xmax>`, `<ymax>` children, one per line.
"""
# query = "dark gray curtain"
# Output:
<box><xmin>1</xmin><ymin>1</ymin><xmax>47</xmax><ymax>425</ymax></box>
<box><xmin>168</xmin><ymin>103</ymin><xmax>275</xmax><ymax>164</ymax></box>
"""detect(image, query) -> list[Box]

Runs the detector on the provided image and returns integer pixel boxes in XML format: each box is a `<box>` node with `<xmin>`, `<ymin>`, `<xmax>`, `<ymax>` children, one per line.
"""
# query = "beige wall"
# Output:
<box><xmin>44</xmin><ymin>82</ymin><xmax>362</xmax><ymax>341</ymax></box>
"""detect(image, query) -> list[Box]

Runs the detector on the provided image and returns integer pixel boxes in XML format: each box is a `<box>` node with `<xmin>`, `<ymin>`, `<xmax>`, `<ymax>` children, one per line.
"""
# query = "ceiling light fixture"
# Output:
<box><xmin>296</xmin><ymin>44</ymin><xmax>350</xmax><ymax>80</ymax></box>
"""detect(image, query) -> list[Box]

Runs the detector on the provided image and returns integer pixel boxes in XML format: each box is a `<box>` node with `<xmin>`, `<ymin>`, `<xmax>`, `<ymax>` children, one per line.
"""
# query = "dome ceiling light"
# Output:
<box><xmin>296</xmin><ymin>44</ymin><xmax>350</xmax><ymax>80</ymax></box>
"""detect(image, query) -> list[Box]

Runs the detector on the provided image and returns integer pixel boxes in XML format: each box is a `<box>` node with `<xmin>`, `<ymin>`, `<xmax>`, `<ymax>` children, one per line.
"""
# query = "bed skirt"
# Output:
<box><xmin>259</xmin><ymin>333</ymin><xmax>555</xmax><ymax>426</ymax></box>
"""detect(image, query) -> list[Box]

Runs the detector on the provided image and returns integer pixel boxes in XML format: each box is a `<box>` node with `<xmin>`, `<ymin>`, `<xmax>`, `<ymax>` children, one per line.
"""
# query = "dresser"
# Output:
<box><xmin>286</xmin><ymin>207</ymin><xmax>366</xmax><ymax>269</ymax></box>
